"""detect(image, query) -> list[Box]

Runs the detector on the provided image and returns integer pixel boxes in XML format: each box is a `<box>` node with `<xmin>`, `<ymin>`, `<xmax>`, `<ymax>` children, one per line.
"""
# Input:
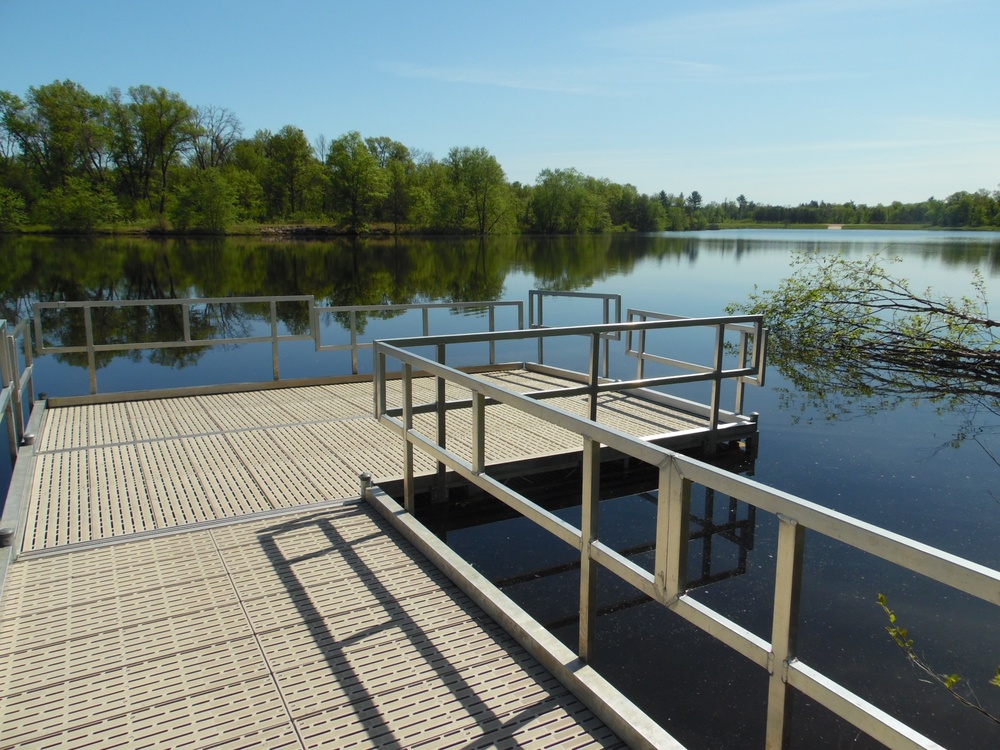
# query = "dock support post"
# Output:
<box><xmin>656</xmin><ymin>459</ymin><xmax>690</xmax><ymax>603</ymax></box>
<box><xmin>766</xmin><ymin>514</ymin><xmax>805</xmax><ymax>749</ymax></box>
<box><xmin>579</xmin><ymin>435</ymin><xmax>601</xmax><ymax>661</ymax></box>
<box><xmin>434</xmin><ymin>343</ymin><xmax>448</xmax><ymax>504</ymax></box>
<box><xmin>402</xmin><ymin>363</ymin><xmax>415</xmax><ymax>513</ymax></box>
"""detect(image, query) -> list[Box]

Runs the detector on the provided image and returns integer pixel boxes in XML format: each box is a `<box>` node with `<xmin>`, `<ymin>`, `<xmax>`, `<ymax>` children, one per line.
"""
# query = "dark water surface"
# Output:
<box><xmin>2</xmin><ymin>229</ymin><xmax>999</xmax><ymax>747</ymax></box>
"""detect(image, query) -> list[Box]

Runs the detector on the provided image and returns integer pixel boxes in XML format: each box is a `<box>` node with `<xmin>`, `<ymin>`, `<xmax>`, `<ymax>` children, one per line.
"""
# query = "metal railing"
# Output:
<box><xmin>0</xmin><ymin>320</ymin><xmax>35</xmax><ymax>464</ymax></box>
<box><xmin>375</xmin><ymin>315</ymin><xmax>764</xmax><ymax>456</ymax></box>
<box><xmin>530</xmin><ymin>290</ymin><xmax>621</xmax><ymax>379</ymax></box>
<box><xmin>313</xmin><ymin>300</ymin><xmax>524</xmax><ymax>374</ymax></box>
<box><xmin>33</xmin><ymin>296</ymin><xmax>315</xmax><ymax>394</ymax></box>
<box><xmin>373</xmin><ymin>333</ymin><xmax>1000</xmax><ymax>750</ymax></box>
<box><xmin>32</xmin><ymin>296</ymin><xmax>525</xmax><ymax>394</ymax></box>
<box><xmin>626</xmin><ymin>308</ymin><xmax>768</xmax><ymax>418</ymax></box>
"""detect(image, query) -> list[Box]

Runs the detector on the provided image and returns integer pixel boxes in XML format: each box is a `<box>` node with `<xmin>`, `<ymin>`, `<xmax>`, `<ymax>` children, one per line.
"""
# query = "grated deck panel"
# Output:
<box><xmin>0</xmin><ymin>504</ymin><xmax>627</xmax><ymax>750</ymax></box>
<box><xmin>24</xmin><ymin>371</ymin><xmax>713</xmax><ymax>551</ymax></box>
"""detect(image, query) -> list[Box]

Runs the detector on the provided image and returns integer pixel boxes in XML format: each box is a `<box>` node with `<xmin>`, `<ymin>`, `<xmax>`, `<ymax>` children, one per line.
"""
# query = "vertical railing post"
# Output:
<box><xmin>435</xmin><ymin>343</ymin><xmax>447</xmax><ymax>503</ymax></box>
<box><xmin>705</xmin><ymin>322</ymin><xmax>726</xmax><ymax>453</ymax></box>
<box><xmin>21</xmin><ymin>324</ymin><xmax>34</xmax><ymax>408</ymax></box>
<box><xmin>579</xmin><ymin>435</ymin><xmax>601</xmax><ymax>661</ymax></box>
<box><xmin>350</xmin><ymin>310</ymin><xmax>359</xmax><ymax>375</ymax></box>
<box><xmin>310</xmin><ymin>302</ymin><xmax>320</xmax><ymax>352</ymax></box>
<box><xmin>0</xmin><ymin>322</ymin><xmax>15</xmax><ymax>462</ymax></box>
<box><xmin>588</xmin><ymin>332</ymin><xmax>600</xmax><ymax>421</ymax></box>
<box><xmin>32</xmin><ymin>303</ymin><xmax>44</xmax><ymax>357</ymax></box>
<box><xmin>488</xmin><ymin>305</ymin><xmax>496</xmax><ymax>365</ymax></box>
<box><xmin>655</xmin><ymin>458</ymin><xmax>690</xmax><ymax>603</ymax></box>
<box><xmin>374</xmin><ymin>346</ymin><xmax>386</xmax><ymax>417</ymax></box>
<box><xmin>766</xmin><ymin>514</ymin><xmax>806</xmax><ymax>749</ymax></box>
<box><xmin>601</xmin><ymin>297</ymin><xmax>610</xmax><ymax>379</ymax></box>
<box><xmin>182</xmin><ymin>302</ymin><xmax>192</xmax><ymax>344</ymax></box>
<box><xmin>536</xmin><ymin>293</ymin><xmax>545</xmax><ymax>366</ymax></box>
<box><xmin>270</xmin><ymin>299</ymin><xmax>280</xmax><ymax>381</ymax></box>
<box><xmin>471</xmin><ymin>389</ymin><xmax>485</xmax><ymax>474</ymax></box>
<box><xmin>6</xmin><ymin>332</ymin><xmax>23</xmax><ymax>444</ymax></box>
<box><xmin>637</xmin><ymin>318</ymin><xmax>647</xmax><ymax>380</ymax></box>
<box><xmin>84</xmin><ymin>305</ymin><xmax>97</xmax><ymax>395</ymax></box>
<box><xmin>735</xmin><ymin>326</ymin><xmax>749</xmax><ymax>415</ymax></box>
<box><xmin>402</xmin><ymin>362</ymin><xmax>415</xmax><ymax>513</ymax></box>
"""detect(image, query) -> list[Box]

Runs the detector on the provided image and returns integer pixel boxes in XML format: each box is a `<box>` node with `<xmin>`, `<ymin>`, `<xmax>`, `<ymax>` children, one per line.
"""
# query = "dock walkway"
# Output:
<box><xmin>0</xmin><ymin>501</ymin><xmax>625</xmax><ymax>749</ymax></box>
<box><xmin>0</xmin><ymin>372</ymin><xmax>701</xmax><ymax>749</ymax></box>
<box><xmin>23</xmin><ymin>370</ymin><xmax>705</xmax><ymax>551</ymax></box>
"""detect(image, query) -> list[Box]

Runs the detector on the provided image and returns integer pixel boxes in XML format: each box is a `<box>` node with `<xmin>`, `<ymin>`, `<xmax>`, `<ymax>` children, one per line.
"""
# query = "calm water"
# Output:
<box><xmin>2</xmin><ymin>230</ymin><xmax>999</xmax><ymax>747</ymax></box>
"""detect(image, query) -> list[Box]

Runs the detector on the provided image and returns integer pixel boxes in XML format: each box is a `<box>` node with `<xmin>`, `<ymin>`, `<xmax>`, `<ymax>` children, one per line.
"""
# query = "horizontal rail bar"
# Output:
<box><xmin>671</xmin><ymin>595</ymin><xmax>772</xmax><ymax>669</ymax></box>
<box><xmin>786</xmin><ymin>661</ymin><xmax>942</xmax><ymax>749</ymax></box>
<box><xmin>377</xmin><ymin>342</ymin><xmax>670</xmax><ymax>467</ymax></box>
<box><xmin>43</xmin><ymin>334</ymin><xmax>314</xmax><ymax>355</ymax></box>
<box><xmin>674</xmin><ymin>456</ymin><xmax>1000</xmax><ymax>605</ymax></box>
<box><xmin>382</xmin><ymin>314</ymin><xmax>764</xmax><ymax>349</ymax></box>
<box><xmin>34</xmin><ymin>295</ymin><xmax>314</xmax><ymax>309</ymax></box>
<box><xmin>315</xmin><ymin>300</ymin><xmax>523</xmax><ymax>313</ymax></box>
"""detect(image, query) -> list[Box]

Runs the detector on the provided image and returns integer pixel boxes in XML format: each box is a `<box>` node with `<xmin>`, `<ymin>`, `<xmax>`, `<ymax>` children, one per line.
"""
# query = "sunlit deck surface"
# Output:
<box><xmin>0</xmin><ymin>370</ymin><xmax>707</xmax><ymax>749</ymax></box>
<box><xmin>24</xmin><ymin>369</ymin><xmax>707</xmax><ymax>550</ymax></box>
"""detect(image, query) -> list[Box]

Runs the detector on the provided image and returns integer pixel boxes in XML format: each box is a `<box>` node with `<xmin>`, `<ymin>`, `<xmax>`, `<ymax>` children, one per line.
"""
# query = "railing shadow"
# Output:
<box><xmin>254</xmin><ymin>505</ymin><xmax>613</xmax><ymax>747</ymax></box>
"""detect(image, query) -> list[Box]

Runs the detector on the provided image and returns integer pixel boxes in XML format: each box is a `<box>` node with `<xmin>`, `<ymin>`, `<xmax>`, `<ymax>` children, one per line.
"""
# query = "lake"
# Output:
<box><xmin>2</xmin><ymin>229</ymin><xmax>999</xmax><ymax>748</ymax></box>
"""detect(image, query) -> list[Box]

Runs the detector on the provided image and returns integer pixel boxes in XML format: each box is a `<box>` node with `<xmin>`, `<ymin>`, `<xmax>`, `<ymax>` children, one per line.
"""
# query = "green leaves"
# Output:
<box><xmin>727</xmin><ymin>252</ymin><xmax>999</xmax><ymax>421</ymax></box>
<box><xmin>877</xmin><ymin>593</ymin><xmax>1000</xmax><ymax>724</ymax></box>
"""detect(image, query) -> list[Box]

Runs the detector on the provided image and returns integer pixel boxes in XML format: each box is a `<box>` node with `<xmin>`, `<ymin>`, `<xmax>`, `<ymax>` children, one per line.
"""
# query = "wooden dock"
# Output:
<box><xmin>0</xmin><ymin>370</ymin><xmax>703</xmax><ymax>749</ymax></box>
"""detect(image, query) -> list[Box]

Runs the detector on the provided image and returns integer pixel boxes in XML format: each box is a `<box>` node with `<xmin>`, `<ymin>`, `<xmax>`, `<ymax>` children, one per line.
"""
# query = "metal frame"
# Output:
<box><xmin>373</xmin><ymin>335</ymin><xmax>999</xmax><ymax>750</ymax></box>
<box><xmin>0</xmin><ymin>320</ymin><xmax>35</xmax><ymax>463</ymax></box>
<box><xmin>33</xmin><ymin>296</ymin><xmax>315</xmax><ymax>394</ymax></box>
<box><xmin>626</xmin><ymin>308</ymin><xmax>768</xmax><ymax>418</ymax></box>
<box><xmin>32</xmin><ymin>296</ymin><xmax>525</xmax><ymax>394</ymax></box>
<box><xmin>313</xmin><ymin>300</ymin><xmax>524</xmax><ymax>374</ymax></box>
<box><xmin>377</xmin><ymin>315</ymin><xmax>766</xmax><ymax>456</ymax></box>
<box><xmin>529</xmin><ymin>290</ymin><xmax>622</xmax><ymax>379</ymax></box>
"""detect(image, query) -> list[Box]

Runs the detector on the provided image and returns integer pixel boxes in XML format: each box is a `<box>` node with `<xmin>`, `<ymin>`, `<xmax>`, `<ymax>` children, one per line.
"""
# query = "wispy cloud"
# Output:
<box><xmin>383</xmin><ymin>62</ymin><xmax>596</xmax><ymax>94</ymax></box>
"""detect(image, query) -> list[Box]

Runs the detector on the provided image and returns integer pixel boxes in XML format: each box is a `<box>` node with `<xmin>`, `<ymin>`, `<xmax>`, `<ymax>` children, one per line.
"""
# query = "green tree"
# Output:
<box><xmin>0</xmin><ymin>186</ymin><xmax>27</xmax><ymax>231</ymax></box>
<box><xmin>0</xmin><ymin>81</ymin><xmax>110</xmax><ymax>191</ymax></box>
<box><xmin>170</xmin><ymin>169</ymin><xmax>237</xmax><ymax>232</ymax></box>
<box><xmin>261</xmin><ymin>125</ymin><xmax>322</xmax><ymax>219</ymax></box>
<box><xmin>530</xmin><ymin>168</ymin><xmax>609</xmax><ymax>233</ymax></box>
<box><xmin>446</xmin><ymin>146</ymin><xmax>510</xmax><ymax>234</ymax></box>
<box><xmin>727</xmin><ymin>252</ymin><xmax>1000</xmax><ymax>418</ymax></box>
<box><xmin>108</xmin><ymin>85</ymin><xmax>200</xmax><ymax>216</ymax></box>
<box><xmin>327</xmin><ymin>131</ymin><xmax>386</xmax><ymax>232</ymax></box>
<box><xmin>39</xmin><ymin>175</ymin><xmax>120</xmax><ymax>231</ymax></box>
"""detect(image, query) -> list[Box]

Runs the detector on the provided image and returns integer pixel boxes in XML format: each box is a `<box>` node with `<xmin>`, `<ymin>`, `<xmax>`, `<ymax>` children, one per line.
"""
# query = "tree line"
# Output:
<box><xmin>1</xmin><ymin>80</ymin><xmax>998</xmax><ymax>235</ymax></box>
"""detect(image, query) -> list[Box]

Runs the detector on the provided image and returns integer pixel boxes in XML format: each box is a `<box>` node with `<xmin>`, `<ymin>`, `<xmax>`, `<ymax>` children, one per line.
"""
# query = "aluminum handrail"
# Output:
<box><xmin>313</xmin><ymin>300</ymin><xmax>524</xmax><ymax>373</ymax></box>
<box><xmin>0</xmin><ymin>319</ymin><xmax>34</xmax><ymax>464</ymax></box>
<box><xmin>529</xmin><ymin>290</ymin><xmax>622</xmax><ymax>378</ymax></box>
<box><xmin>378</xmin><ymin>315</ymin><xmax>764</xmax><ymax>440</ymax></box>
<box><xmin>373</xmin><ymin>336</ymin><xmax>997</xmax><ymax>750</ymax></box>
<box><xmin>626</xmin><ymin>308</ymin><xmax>768</xmax><ymax>416</ymax></box>
<box><xmin>32</xmin><ymin>295</ymin><xmax>526</xmax><ymax>391</ymax></box>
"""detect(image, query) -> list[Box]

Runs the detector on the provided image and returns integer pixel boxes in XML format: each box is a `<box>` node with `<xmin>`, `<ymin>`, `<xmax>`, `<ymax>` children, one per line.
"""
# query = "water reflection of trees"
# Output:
<box><xmin>4</xmin><ymin>233</ymin><xmax>1000</xmax><ymax>374</ymax></box>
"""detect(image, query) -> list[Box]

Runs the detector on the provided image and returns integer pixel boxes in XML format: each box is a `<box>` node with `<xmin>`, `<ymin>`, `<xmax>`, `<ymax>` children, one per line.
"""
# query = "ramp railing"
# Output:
<box><xmin>373</xmin><ymin>328</ymin><xmax>999</xmax><ymax>750</ymax></box>
<box><xmin>0</xmin><ymin>319</ymin><xmax>34</xmax><ymax>463</ymax></box>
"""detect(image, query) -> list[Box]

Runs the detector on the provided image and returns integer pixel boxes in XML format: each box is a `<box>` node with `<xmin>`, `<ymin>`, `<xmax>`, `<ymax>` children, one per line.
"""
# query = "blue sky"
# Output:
<box><xmin>2</xmin><ymin>0</ymin><xmax>998</xmax><ymax>205</ymax></box>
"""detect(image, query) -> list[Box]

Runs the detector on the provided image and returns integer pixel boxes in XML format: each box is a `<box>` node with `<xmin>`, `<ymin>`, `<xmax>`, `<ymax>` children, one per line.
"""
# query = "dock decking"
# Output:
<box><xmin>0</xmin><ymin>371</ymin><xmax>704</xmax><ymax>749</ymax></box>
<box><xmin>0</xmin><ymin>502</ymin><xmax>625</xmax><ymax>749</ymax></box>
<box><xmin>24</xmin><ymin>370</ymin><xmax>706</xmax><ymax>551</ymax></box>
